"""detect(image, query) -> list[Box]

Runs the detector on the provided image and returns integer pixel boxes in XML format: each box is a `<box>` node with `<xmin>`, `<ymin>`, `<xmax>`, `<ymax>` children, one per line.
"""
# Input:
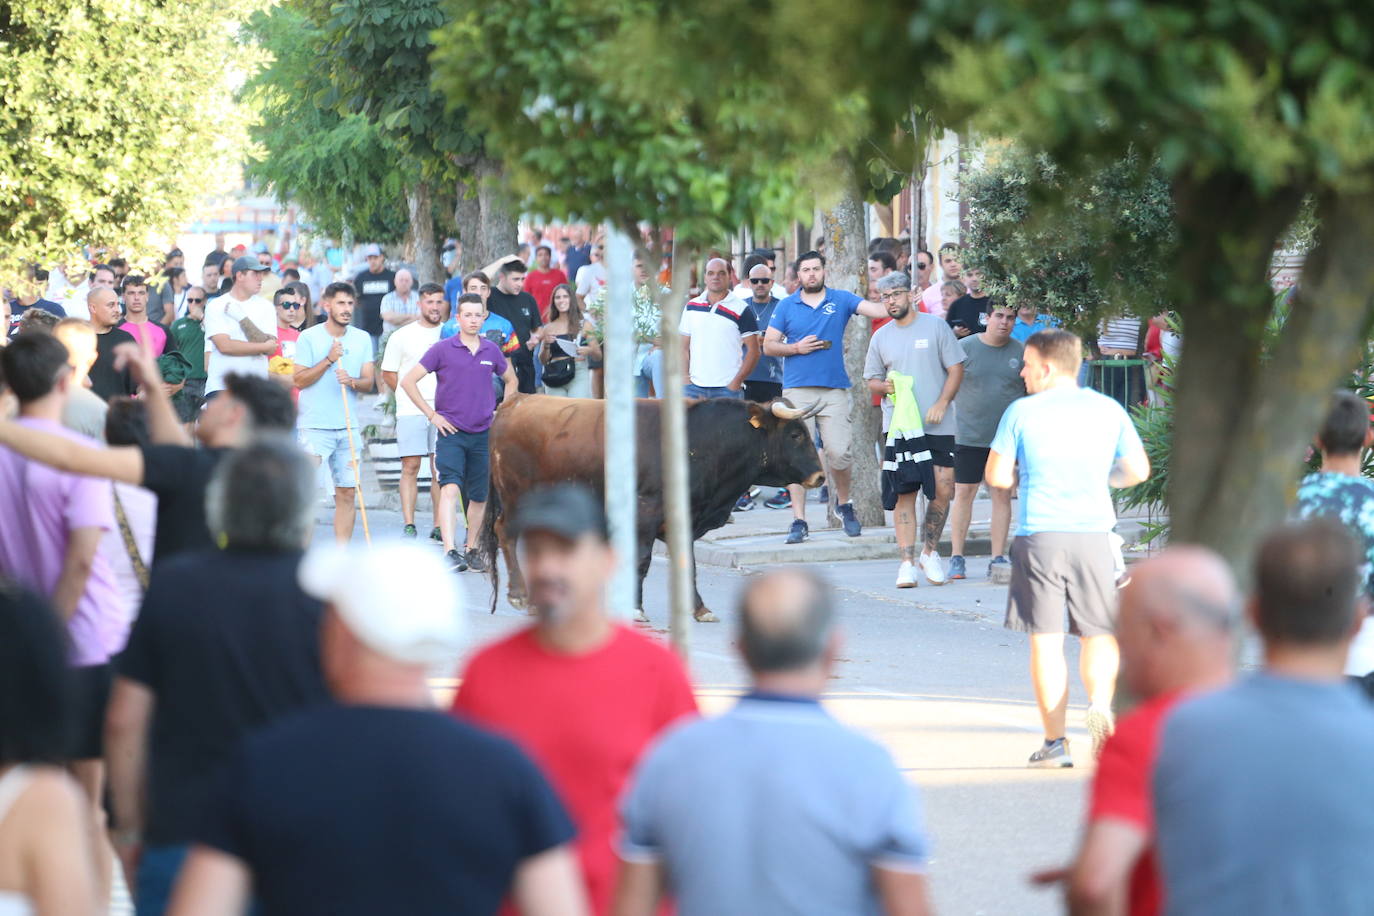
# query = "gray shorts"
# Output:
<box><xmin>1004</xmin><ymin>532</ymin><xmax>1117</xmax><ymax>637</ymax></box>
<box><xmin>395</xmin><ymin>414</ymin><xmax>437</xmax><ymax>458</ymax></box>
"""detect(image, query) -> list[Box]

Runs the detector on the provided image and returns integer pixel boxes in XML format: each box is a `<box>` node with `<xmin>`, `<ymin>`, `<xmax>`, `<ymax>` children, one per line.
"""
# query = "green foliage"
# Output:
<box><xmin>243</xmin><ymin>8</ymin><xmax>414</xmax><ymax>242</ymax></box>
<box><xmin>0</xmin><ymin>0</ymin><xmax>263</xmax><ymax>282</ymax></box>
<box><xmin>961</xmin><ymin>147</ymin><xmax>1177</xmax><ymax>329</ymax></box>
<box><xmin>431</xmin><ymin>0</ymin><xmax>884</xmax><ymax>240</ymax></box>
<box><xmin>1115</xmin><ymin>378</ymin><xmax>1175</xmax><ymax>546</ymax></box>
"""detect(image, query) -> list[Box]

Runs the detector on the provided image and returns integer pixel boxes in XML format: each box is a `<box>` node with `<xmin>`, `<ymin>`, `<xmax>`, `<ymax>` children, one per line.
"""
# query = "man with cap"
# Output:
<box><xmin>254</xmin><ymin>241</ymin><xmax>283</xmax><ymax>300</ymax></box>
<box><xmin>168</xmin><ymin>540</ymin><xmax>587</xmax><ymax>916</ymax></box>
<box><xmin>351</xmin><ymin>244</ymin><xmax>395</xmax><ymax>348</ymax></box>
<box><xmin>105</xmin><ymin>438</ymin><xmax>330</xmax><ymax>913</ymax></box>
<box><xmin>453</xmin><ymin>484</ymin><xmax>697</xmax><ymax>915</ymax></box>
<box><xmin>203</xmin><ymin>255</ymin><xmax>278</xmax><ymax>400</ymax></box>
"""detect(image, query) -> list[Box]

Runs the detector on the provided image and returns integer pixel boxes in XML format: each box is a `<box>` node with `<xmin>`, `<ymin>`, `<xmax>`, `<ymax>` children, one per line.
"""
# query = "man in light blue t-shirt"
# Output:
<box><xmin>1153</xmin><ymin>520</ymin><xmax>1374</xmax><ymax>916</ymax></box>
<box><xmin>987</xmin><ymin>328</ymin><xmax>1149</xmax><ymax>769</ymax></box>
<box><xmin>292</xmin><ymin>281</ymin><xmax>375</xmax><ymax>543</ymax></box>
<box><xmin>616</xmin><ymin>569</ymin><xmax>931</xmax><ymax>916</ymax></box>
<box><xmin>761</xmin><ymin>250</ymin><xmax>888</xmax><ymax>545</ymax></box>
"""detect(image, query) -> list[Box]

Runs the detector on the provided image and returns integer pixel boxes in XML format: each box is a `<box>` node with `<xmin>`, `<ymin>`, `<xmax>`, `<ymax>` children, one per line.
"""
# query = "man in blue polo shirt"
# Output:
<box><xmin>292</xmin><ymin>281</ymin><xmax>376</xmax><ymax>544</ymax></box>
<box><xmin>761</xmin><ymin>250</ymin><xmax>888</xmax><ymax>544</ymax></box>
<box><xmin>401</xmin><ymin>293</ymin><xmax>518</xmax><ymax>572</ymax></box>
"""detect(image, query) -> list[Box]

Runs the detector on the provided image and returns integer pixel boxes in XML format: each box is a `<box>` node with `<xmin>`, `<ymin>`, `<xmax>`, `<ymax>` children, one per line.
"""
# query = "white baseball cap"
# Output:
<box><xmin>298</xmin><ymin>542</ymin><xmax>466</xmax><ymax>665</ymax></box>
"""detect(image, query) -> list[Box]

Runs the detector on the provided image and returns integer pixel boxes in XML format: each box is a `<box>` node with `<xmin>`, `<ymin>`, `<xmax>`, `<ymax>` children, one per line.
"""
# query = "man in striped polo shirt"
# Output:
<box><xmin>680</xmin><ymin>257</ymin><xmax>759</xmax><ymax>399</ymax></box>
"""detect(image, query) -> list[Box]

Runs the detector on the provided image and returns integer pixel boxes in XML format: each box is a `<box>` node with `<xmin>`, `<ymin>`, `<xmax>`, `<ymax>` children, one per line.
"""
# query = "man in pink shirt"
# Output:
<box><xmin>118</xmin><ymin>275</ymin><xmax>167</xmax><ymax>356</ymax></box>
<box><xmin>0</xmin><ymin>332</ymin><xmax>130</xmax><ymax>891</ymax></box>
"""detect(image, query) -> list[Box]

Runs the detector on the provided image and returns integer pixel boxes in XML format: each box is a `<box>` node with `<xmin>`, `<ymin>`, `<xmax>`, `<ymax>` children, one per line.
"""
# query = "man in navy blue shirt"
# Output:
<box><xmin>761</xmin><ymin>250</ymin><xmax>888</xmax><ymax>544</ymax></box>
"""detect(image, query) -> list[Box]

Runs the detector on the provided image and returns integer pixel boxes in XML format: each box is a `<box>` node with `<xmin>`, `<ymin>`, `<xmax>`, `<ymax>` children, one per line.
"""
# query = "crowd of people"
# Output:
<box><xmin>0</xmin><ymin>226</ymin><xmax>1371</xmax><ymax>916</ymax></box>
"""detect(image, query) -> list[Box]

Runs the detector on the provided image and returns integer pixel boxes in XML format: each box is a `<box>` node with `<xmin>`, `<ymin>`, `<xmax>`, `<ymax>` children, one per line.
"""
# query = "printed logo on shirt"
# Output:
<box><xmin>360</xmin><ymin>280</ymin><xmax>390</xmax><ymax>295</ymax></box>
<box><xmin>1009</xmin><ymin>357</ymin><xmax>1021</xmax><ymax>368</ymax></box>
<box><xmin>822</xmin><ymin>303</ymin><xmax>837</xmax><ymax>316</ymax></box>
<box><xmin>914</xmin><ymin>339</ymin><xmax>930</xmax><ymax>350</ymax></box>
<box><xmin>480</xmin><ymin>360</ymin><xmax>493</xmax><ymax>367</ymax></box>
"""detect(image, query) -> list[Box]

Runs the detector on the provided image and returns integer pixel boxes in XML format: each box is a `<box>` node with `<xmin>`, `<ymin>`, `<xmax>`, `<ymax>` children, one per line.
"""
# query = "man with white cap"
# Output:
<box><xmin>168</xmin><ymin>541</ymin><xmax>587</xmax><ymax>916</ymax></box>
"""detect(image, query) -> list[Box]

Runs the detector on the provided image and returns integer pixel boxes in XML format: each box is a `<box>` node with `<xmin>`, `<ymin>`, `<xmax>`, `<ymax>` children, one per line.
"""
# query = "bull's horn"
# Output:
<box><xmin>770</xmin><ymin>399</ymin><xmax>807</xmax><ymax>420</ymax></box>
<box><xmin>798</xmin><ymin>402</ymin><xmax>824</xmax><ymax>421</ymax></box>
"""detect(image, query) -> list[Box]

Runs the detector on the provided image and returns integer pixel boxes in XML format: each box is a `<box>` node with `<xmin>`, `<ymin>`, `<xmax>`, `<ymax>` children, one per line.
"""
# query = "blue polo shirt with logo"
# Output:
<box><xmin>767</xmin><ymin>287</ymin><xmax>864</xmax><ymax>389</ymax></box>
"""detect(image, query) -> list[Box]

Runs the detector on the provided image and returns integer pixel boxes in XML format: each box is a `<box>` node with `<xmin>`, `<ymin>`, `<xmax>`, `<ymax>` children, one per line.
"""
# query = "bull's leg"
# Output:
<box><xmin>497</xmin><ymin>515</ymin><xmax>530</xmax><ymax>613</ymax></box>
<box><xmin>690</xmin><ymin>550</ymin><xmax>718</xmax><ymax>623</ymax></box>
<box><xmin>633</xmin><ymin>534</ymin><xmax>654</xmax><ymax>623</ymax></box>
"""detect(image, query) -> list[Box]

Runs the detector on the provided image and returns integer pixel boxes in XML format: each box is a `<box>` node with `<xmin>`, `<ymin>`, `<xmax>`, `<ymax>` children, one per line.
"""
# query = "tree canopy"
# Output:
<box><xmin>0</xmin><ymin>0</ymin><xmax>261</xmax><ymax>281</ymax></box>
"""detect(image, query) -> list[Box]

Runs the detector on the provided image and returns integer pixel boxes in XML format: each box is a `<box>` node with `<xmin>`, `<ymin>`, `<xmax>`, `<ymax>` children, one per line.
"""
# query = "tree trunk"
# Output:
<box><xmin>473</xmin><ymin>156</ymin><xmax>518</xmax><ymax>269</ymax></box>
<box><xmin>824</xmin><ymin>171</ymin><xmax>885</xmax><ymax>527</ymax></box>
<box><xmin>660</xmin><ymin>240</ymin><xmax>697</xmax><ymax>654</ymax></box>
<box><xmin>454</xmin><ymin>173</ymin><xmax>480</xmax><ymax>276</ymax></box>
<box><xmin>404</xmin><ymin>180</ymin><xmax>443</xmax><ymax>285</ymax></box>
<box><xmin>1167</xmin><ymin>179</ymin><xmax>1374</xmax><ymax>580</ymax></box>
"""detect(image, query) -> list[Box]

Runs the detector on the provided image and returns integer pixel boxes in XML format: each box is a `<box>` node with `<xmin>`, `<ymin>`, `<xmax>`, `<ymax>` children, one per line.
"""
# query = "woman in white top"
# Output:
<box><xmin>0</xmin><ymin>584</ymin><xmax>101</xmax><ymax>915</ymax></box>
<box><xmin>539</xmin><ymin>283</ymin><xmax>600</xmax><ymax>399</ymax></box>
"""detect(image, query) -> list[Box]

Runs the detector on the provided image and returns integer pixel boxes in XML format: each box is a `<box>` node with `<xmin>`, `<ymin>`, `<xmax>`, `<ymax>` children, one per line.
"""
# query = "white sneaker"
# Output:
<box><xmin>896</xmin><ymin>561</ymin><xmax>918</xmax><ymax>588</ymax></box>
<box><xmin>919</xmin><ymin>551</ymin><xmax>947</xmax><ymax>585</ymax></box>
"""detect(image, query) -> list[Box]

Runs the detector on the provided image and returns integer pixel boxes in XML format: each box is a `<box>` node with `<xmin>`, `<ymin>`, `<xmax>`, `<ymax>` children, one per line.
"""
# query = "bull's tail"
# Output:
<box><xmin>480</xmin><ymin>485</ymin><xmax>501</xmax><ymax>614</ymax></box>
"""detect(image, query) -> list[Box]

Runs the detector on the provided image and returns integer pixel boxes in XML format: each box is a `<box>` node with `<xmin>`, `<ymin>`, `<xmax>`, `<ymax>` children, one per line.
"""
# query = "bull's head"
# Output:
<box><xmin>746</xmin><ymin>399</ymin><xmax>826</xmax><ymax>489</ymax></box>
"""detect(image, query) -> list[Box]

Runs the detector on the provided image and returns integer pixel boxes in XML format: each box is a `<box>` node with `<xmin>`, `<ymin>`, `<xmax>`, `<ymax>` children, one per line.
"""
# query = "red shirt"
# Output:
<box><xmin>525</xmin><ymin>268</ymin><xmax>569</xmax><ymax>321</ymax></box>
<box><xmin>1088</xmin><ymin>690</ymin><xmax>1185</xmax><ymax>916</ymax></box>
<box><xmin>453</xmin><ymin>625</ymin><xmax>697</xmax><ymax>914</ymax></box>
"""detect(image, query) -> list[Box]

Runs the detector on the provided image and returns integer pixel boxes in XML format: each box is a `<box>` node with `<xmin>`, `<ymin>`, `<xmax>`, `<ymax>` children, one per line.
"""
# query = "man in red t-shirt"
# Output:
<box><xmin>1032</xmin><ymin>547</ymin><xmax>1236</xmax><ymax>915</ymax></box>
<box><xmin>524</xmin><ymin>245</ymin><xmax>569</xmax><ymax>322</ymax></box>
<box><xmin>453</xmin><ymin>484</ymin><xmax>697</xmax><ymax>915</ymax></box>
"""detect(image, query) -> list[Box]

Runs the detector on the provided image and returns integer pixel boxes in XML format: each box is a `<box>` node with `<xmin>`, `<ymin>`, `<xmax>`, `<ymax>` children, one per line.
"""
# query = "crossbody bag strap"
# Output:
<box><xmin>111</xmin><ymin>487</ymin><xmax>150</xmax><ymax>591</ymax></box>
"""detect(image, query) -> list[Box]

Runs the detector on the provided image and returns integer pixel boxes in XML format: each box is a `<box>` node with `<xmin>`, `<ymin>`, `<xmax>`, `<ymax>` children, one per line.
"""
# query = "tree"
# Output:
<box><xmin>0</xmin><ymin>0</ymin><xmax>261</xmax><ymax>283</ymax></box>
<box><xmin>432</xmin><ymin>0</ymin><xmax>875</xmax><ymax>645</ymax></box>
<box><xmin>893</xmin><ymin>0</ymin><xmax>1374</xmax><ymax>573</ymax></box>
<box><xmin>960</xmin><ymin>147</ymin><xmax>1178</xmax><ymax>330</ymax></box>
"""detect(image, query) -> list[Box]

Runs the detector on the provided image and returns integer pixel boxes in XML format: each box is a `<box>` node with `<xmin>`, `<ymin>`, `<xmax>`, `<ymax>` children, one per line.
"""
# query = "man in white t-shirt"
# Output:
<box><xmin>681</xmin><ymin>258</ymin><xmax>759</xmax><ymax>399</ymax></box>
<box><xmin>574</xmin><ymin>244</ymin><xmax>607</xmax><ymax>308</ymax></box>
<box><xmin>203</xmin><ymin>256</ymin><xmax>278</xmax><ymax>398</ymax></box>
<box><xmin>381</xmin><ymin>283</ymin><xmax>447</xmax><ymax>541</ymax></box>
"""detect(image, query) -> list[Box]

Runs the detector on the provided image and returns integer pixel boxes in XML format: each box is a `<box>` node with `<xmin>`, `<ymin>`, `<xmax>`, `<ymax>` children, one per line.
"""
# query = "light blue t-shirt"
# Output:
<box><xmin>294</xmin><ymin>324</ymin><xmax>374</xmax><ymax>430</ymax></box>
<box><xmin>620</xmin><ymin>695</ymin><xmax>928</xmax><ymax>916</ymax></box>
<box><xmin>1010</xmin><ymin>314</ymin><xmax>1059</xmax><ymax>343</ymax></box>
<box><xmin>767</xmin><ymin>287</ymin><xmax>864</xmax><ymax>389</ymax></box>
<box><xmin>1154</xmin><ymin>674</ymin><xmax>1374</xmax><ymax>916</ymax></box>
<box><xmin>989</xmin><ymin>384</ymin><xmax>1142</xmax><ymax>534</ymax></box>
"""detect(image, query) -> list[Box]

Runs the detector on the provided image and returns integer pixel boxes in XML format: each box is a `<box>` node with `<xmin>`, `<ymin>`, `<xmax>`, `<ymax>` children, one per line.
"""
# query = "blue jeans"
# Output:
<box><xmin>136</xmin><ymin>845</ymin><xmax>188</xmax><ymax>916</ymax></box>
<box><xmin>684</xmin><ymin>384</ymin><xmax>742</xmax><ymax>399</ymax></box>
<box><xmin>636</xmin><ymin>347</ymin><xmax>663</xmax><ymax>398</ymax></box>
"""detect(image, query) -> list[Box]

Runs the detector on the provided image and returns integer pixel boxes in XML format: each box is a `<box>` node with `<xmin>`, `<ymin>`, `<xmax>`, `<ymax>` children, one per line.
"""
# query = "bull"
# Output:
<box><xmin>480</xmin><ymin>395</ymin><xmax>825</xmax><ymax>621</ymax></box>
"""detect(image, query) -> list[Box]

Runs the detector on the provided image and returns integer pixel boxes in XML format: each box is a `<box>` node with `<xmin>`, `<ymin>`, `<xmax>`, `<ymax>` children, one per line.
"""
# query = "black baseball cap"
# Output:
<box><xmin>511</xmin><ymin>484</ymin><xmax>609</xmax><ymax>541</ymax></box>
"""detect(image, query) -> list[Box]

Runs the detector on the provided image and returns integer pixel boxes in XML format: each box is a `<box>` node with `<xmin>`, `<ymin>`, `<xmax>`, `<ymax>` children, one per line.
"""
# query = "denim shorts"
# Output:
<box><xmin>435</xmin><ymin>429</ymin><xmax>490</xmax><ymax>500</ymax></box>
<box><xmin>299</xmin><ymin>427</ymin><xmax>362</xmax><ymax>489</ymax></box>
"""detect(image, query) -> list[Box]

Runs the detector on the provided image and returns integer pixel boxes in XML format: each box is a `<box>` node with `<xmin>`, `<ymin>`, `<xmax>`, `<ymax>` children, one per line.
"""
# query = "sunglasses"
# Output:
<box><xmin>186</xmin><ymin>297</ymin><xmax>204</xmax><ymax>304</ymax></box>
<box><xmin>750</xmin><ymin>278</ymin><xmax>773</xmax><ymax>284</ymax></box>
<box><xmin>916</xmin><ymin>262</ymin><xmax>932</xmax><ymax>270</ymax></box>
<box><xmin>279</xmin><ymin>302</ymin><xmax>303</xmax><ymax>309</ymax></box>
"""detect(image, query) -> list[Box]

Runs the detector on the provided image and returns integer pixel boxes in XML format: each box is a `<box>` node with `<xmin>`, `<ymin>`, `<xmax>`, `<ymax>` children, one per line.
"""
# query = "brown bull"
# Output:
<box><xmin>480</xmin><ymin>395</ymin><xmax>825</xmax><ymax>621</ymax></box>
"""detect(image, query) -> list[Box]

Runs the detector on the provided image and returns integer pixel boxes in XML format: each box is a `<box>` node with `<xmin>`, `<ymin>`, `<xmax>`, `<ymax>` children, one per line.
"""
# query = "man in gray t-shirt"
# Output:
<box><xmin>863</xmin><ymin>273</ymin><xmax>965</xmax><ymax>588</ymax></box>
<box><xmin>1153</xmin><ymin>519</ymin><xmax>1374</xmax><ymax>916</ymax></box>
<box><xmin>949</xmin><ymin>302</ymin><xmax>1025</xmax><ymax>581</ymax></box>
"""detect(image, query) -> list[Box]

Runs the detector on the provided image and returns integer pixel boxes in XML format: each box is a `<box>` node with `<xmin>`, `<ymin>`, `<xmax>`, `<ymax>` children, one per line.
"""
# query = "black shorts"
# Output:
<box><xmin>744</xmin><ymin>381</ymin><xmax>783</xmax><ymax>404</ymax></box>
<box><xmin>954</xmin><ymin>444</ymin><xmax>991</xmax><ymax>485</ymax></box>
<box><xmin>69</xmin><ymin>663</ymin><xmax>113</xmax><ymax>760</ymax></box>
<box><xmin>925</xmin><ymin>434</ymin><xmax>956</xmax><ymax>468</ymax></box>
<box><xmin>435</xmin><ymin>429</ymin><xmax>490</xmax><ymax>501</ymax></box>
<box><xmin>1004</xmin><ymin>533</ymin><xmax>1117</xmax><ymax>637</ymax></box>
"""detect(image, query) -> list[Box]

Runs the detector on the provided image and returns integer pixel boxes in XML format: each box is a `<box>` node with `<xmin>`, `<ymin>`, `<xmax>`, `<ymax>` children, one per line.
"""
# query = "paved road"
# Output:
<box><xmin>327</xmin><ymin>497</ymin><xmax>1091</xmax><ymax>916</ymax></box>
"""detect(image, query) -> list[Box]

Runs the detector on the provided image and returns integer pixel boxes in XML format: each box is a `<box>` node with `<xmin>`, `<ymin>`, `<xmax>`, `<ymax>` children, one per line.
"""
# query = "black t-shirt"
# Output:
<box><xmin>486</xmin><ymin>288</ymin><xmax>542</xmax><ymax>352</ymax></box>
<box><xmin>139</xmin><ymin>445</ymin><xmax>228</xmax><ymax>563</ymax></box>
<box><xmin>351</xmin><ymin>268</ymin><xmax>395</xmax><ymax>336</ymax></box>
<box><xmin>117</xmin><ymin>548</ymin><xmax>328</xmax><ymax>845</ymax></box>
<box><xmin>90</xmin><ymin>327</ymin><xmax>139</xmax><ymax>400</ymax></box>
<box><xmin>198</xmin><ymin>705</ymin><xmax>575</xmax><ymax>915</ymax></box>
<box><xmin>946</xmin><ymin>294</ymin><xmax>991</xmax><ymax>336</ymax></box>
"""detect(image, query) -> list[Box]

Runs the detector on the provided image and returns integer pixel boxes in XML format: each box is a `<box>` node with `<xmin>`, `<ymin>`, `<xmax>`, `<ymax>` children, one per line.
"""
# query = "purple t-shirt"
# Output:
<box><xmin>0</xmin><ymin>417</ymin><xmax>126</xmax><ymax>666</ymax></box>
<box><xmin>418</xmin><ymin>336</ymin><xmax>509</xmax><ymax>433</ymax></box>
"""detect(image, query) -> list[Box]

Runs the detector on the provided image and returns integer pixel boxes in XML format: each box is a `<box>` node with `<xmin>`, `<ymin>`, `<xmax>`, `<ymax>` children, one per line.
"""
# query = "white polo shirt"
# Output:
<box><xmin>380</xmin><ymin>321</ymin><xmax>441</xmax><ymax>417</ymax></box>
<box><xmin>679</xmin><ymin>292</ymin><xmax>758</xmax><ymax>388</ymax></box>
<box><xmin>203</xmin><ymin>292</ymin><xmax>277</xmax><ymax>394</ymax></box>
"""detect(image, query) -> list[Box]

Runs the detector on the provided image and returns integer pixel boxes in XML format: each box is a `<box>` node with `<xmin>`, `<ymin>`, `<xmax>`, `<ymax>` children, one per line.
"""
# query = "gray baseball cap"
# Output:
<box><xmin>231</xmin><ymin>255</ymin><xmax>270</xmax><ymax>274</ymax></box>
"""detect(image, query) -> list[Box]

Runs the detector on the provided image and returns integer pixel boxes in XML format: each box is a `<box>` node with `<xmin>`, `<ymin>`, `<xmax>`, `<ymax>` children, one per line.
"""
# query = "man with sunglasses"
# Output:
<box><xmin>170</xmin><ymin>288</ymin><xmax>208</xmax><ymax>421</ymax></box>
<box><xmin>735</xmin><ymin>262</ymin><xmax>788</xmax><ymax>511</ymax></box>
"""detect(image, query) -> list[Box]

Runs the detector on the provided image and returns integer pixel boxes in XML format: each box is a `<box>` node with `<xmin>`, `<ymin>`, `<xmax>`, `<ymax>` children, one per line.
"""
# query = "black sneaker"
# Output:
<box><xmin>464</xmin><ymin>548</ymin><xmax>487</xmax><ymax>573</ymax></box>
<box><xmin>1028</xmin><ymin>738</ymin><xmax>1073</xmax><ymax>769</ymax></box>
<box><xmin>785</xmin><ymin>519</ymin><xmax>809</xmax><ymax>544</ymax></box>
<box><xmin>763</xmin><ymin>489</ymin><xmax>791</xmax><ymax>510</ymax></box>
<box><xmin>403</xmin><ymin>524</ymin><xmax>418</xmax><ymax>538</ymax></box>
<box><xmin>429</xmin><ymin>527</ymin><xmax>442</xmax><ymax>542</ymax></box>
<box><xmin>836</xmin><ymin>502</ymin><xmax>862</xmax><ymax>537</ymax></box>
<box><xmin>447</xmin><ymin>549</ymin><xmax>468</xmax><ymax>572</ymax></box>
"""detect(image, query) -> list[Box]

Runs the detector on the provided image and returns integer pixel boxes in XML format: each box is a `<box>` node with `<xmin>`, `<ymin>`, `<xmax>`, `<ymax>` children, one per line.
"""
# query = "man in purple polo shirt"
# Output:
<box><xmin>401</xmin><ymin>293</ymin><xmax>517</xmax><ymax>572</ymax></box>
<box><xmin>0</xmin><ymin>332</ymin><xmax>130</xmax><ymax>877</ymax></box>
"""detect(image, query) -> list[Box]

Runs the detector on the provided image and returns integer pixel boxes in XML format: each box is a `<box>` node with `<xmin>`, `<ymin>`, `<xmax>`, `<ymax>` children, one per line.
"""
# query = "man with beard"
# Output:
<box><xmin>452</xmin><ymin>484</ymin><xmax>697</xmax><ymax>915</ymax></box>
<box><xmin>292</xmin><ymin>282</ymin><xmax>375</xmax><ymax>544</ymax></box>
<box><xmin>762</xmin><ymin>250</ymin><xmax>888</xmax><ymax>544</ymax></box>
<box><xmin>381</xmin><ymin>283</ymin><xmax>447</xmax><ymax>541</ymax></box>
